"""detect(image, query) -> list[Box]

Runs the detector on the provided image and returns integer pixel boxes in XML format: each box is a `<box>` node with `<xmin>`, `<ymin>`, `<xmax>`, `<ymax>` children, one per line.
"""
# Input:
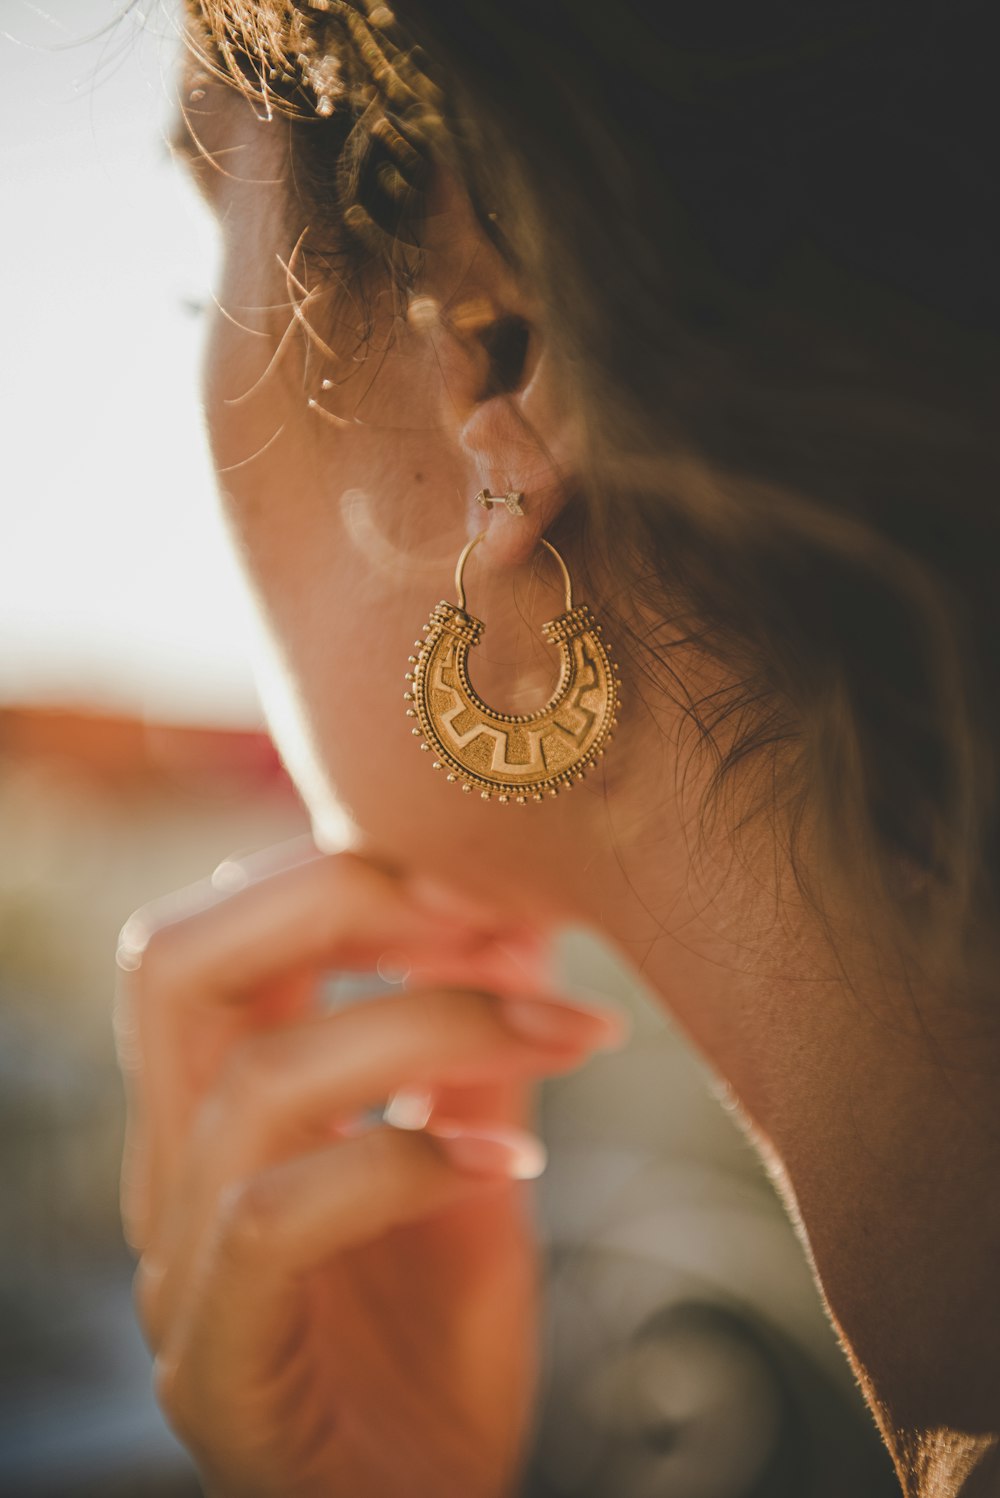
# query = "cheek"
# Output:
<box><xmin>199</xmin><ymin>256</ymin><xmax>612</xmax><ymax>919</ymax></box>
<box><xmin>201</xmin><ymin>294</ymin><xmax>490</xmax><ymax>861</ymax></box>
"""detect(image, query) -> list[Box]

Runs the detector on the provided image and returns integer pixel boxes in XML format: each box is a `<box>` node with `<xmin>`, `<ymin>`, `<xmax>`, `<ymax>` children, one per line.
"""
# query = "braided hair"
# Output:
<box><xmin>184</xmin><ymin>1</ymin><xmax>442</xmax><ymax>288</ymax></box>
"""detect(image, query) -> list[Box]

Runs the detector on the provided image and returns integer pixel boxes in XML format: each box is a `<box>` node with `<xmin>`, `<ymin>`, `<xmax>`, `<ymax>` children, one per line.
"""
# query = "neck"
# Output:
<box><xmin>579</xmin><ymin>796</ymin><xmax>1000</xmax><ymax>1498</ymax></box>
<box><xmin>752</xmin><ymin>981</ymin><xmax>1000</xmax><ymax>1494</ymax></box>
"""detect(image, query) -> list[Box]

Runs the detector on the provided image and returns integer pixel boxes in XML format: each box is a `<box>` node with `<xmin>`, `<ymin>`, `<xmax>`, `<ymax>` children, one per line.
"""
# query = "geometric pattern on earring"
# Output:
<box><xmin>403</xmin><ymin>528</ymin><xmax>621</xmax><ymax>803</ymax></box>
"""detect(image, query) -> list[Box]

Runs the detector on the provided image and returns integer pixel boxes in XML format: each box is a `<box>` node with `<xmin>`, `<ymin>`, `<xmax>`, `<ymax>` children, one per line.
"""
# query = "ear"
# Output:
<box><xmin>413</xmin><ymin>168</ymin><xmax>582</xmax><ymax>569</ymax></box>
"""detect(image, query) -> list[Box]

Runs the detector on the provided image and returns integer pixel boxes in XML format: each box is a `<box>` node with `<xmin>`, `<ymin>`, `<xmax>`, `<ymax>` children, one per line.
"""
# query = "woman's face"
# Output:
<box><xmin>177</xmin><ymin>72</ymin><xmax>696</xmax><ymax>939</ymax></box>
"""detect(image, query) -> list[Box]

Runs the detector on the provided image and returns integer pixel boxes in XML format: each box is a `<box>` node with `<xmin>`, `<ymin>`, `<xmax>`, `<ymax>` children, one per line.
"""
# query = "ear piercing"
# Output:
<box><xmin>475</xmin><ymin>489</ymin><xmax>525</xmax><ymax>515</ymax></box>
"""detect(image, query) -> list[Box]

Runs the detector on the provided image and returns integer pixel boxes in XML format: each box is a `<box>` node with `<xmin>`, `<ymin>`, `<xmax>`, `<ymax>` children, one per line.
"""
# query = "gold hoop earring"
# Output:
<box><xmin>404</xmin><ymin>531</ymin><xmax>621</xmax><ymax>803</ymax></box>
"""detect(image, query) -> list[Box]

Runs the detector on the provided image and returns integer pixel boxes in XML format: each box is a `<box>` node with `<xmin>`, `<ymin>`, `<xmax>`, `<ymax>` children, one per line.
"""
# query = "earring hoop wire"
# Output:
<box><xmin>454</xmin><ymin>531</ymin><xmax>574</xmax><ymax>614</ymax></box>
<box><xmin>407</xmin><ymin>522</ymin><xmax>620</xmax><ymax>802</ymax></box>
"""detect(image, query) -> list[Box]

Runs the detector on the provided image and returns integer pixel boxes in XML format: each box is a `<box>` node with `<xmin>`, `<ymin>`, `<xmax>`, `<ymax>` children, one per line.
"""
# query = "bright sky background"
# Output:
<box><xmin>1</xmin><ymin>0</ymin><xmax>262</xmax><ymax>724</ymax></box>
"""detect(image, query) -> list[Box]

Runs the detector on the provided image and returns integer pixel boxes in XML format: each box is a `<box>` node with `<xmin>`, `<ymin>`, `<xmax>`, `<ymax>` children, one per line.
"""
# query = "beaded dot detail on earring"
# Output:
<box><xmin>404</xmin><ymin>526</ymin><xmax>621</xmax><ymax>803</ymax></box>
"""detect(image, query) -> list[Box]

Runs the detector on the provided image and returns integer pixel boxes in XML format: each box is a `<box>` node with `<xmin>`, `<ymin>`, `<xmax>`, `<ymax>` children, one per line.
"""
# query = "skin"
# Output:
<box><xmin>122</xmin><ymin>64</ymin><xmax>1000</xmax><ymax>1498</ymax></box>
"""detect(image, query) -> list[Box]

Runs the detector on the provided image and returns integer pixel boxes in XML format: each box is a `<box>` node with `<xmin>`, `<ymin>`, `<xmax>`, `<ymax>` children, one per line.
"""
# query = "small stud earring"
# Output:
<box><xmin>475</xmin><ymin>489</ymin><xmax>525</xmax><ymax>516</ymax></box>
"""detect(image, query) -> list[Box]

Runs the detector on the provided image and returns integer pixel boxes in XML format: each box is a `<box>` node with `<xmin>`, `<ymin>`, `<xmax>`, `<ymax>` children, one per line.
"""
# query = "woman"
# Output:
<box><xmin>115</xmin><ymin>2</ymin><xmax>1000</xmax><ymax>1494</ymax></box>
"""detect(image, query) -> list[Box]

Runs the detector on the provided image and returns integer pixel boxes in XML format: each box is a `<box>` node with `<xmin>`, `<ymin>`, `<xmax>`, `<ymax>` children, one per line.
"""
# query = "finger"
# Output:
<box><xmin>207</xmin><ymin>833</ymin><xmax>326</xmax><ymax>894</ymax></box>
<box><xmin>390</xmin><ymin>1074</ymin><xmax>534</xmax><ymax>1135</ymax></box>
<box><xmin>394</xmin><ymin>941</ymin><xmax>628</xmax><ymax>1130</ymax></box>
<box><xmin>403</xmin><ymin>930</ymin><xmax>559</xmax><ymax>1001</ymax></box>
<box><xmin>119</xmin><ymin>847</ymin><xmax>505</xmax><ymax>1004</ymax></box>
<box><xmin>141</xmin><ymin>984</ymin><xmax>614</xmax><ymax>1337</ymax></box>
<box><xmin>117</xmin><ymin>849</ymin><xmax>537</xmax><ymax>1250</ymax></box>
<box><xmin>200</xmin><ymin>984</ymin><xmax>615</xmax><ymax>1150</ymax></box>
<box><xmin>152</xmin><ymin>1124</ymin><xmax>538</xmax><ymax>1461</ymax></box>
<box><xmin>381</xmin><ymin>1068</ymin><xmax>544</xmax><ymax>1297</ymax></box>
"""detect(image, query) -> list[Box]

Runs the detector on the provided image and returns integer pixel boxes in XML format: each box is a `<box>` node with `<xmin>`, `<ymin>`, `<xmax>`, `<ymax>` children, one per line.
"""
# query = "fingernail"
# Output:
<box><xmin>498</xmin><ymin>995</ymin><xmax>631</xmax><ymax>1052</ymax></box>
<box><xmin>382</xmin><ymin>1087</ymin><xmax>435</xmax><ymax>1130</ymax></box>
<box><xmin>427</xmin><ymin>1121</ymin><xmax>548</xmax><ymax>1180</ymax></box>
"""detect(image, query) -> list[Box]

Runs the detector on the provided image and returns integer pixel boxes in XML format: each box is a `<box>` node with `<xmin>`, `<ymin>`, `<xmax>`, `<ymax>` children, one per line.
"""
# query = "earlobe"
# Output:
<box><xmin>457</xmin><ymin>348</ymin><xmax>584</xmax><ymax>568</ymax></box>
<box><xmin>411</xmin><ymin>168</ymin><xmax>581</xmax><ymax>564</ymax></box>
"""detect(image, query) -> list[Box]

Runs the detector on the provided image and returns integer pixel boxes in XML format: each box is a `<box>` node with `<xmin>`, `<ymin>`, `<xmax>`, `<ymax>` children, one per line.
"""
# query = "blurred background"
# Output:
<box><xmin>0</xmin><ymin>3</ymin><xmax>896</xmax><ymax>1494</ymax></box>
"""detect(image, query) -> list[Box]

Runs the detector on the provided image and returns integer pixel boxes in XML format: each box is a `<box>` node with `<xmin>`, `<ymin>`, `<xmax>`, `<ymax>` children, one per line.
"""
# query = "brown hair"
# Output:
<box><xmin>184</xmin><ymin>1</ymin><xmax>1000</xmax><ymax>981</ymax></box>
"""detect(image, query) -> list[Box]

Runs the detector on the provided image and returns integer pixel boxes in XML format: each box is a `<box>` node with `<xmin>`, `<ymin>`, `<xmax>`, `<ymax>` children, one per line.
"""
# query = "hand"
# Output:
<box><xmin>114</xmin><ymin>846</ymin><xmax>626</xmax><ymax>1498</ymax></box>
